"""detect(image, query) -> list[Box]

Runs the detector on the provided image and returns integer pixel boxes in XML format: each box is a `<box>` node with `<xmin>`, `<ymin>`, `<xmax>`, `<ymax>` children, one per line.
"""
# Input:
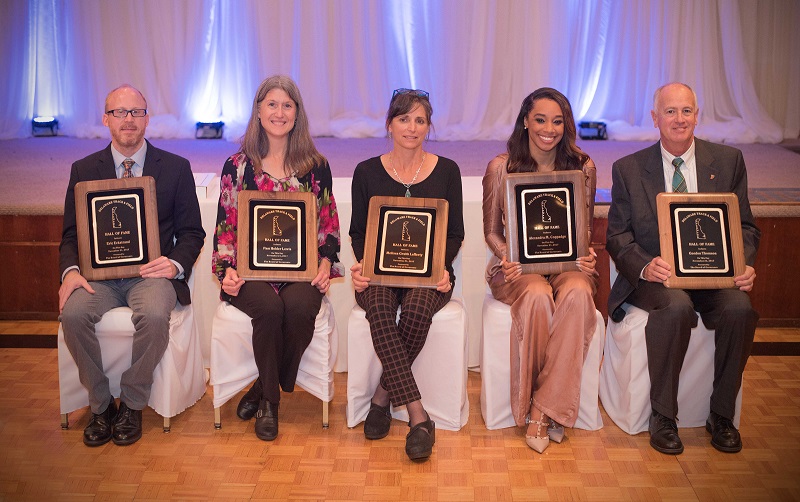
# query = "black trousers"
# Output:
<box><xmin>229</xmin><ymin>281</ymin><xmax>323</xmax><ymax>403</ymax></box>
<box><xmin>627</xmin><ymin>281</ymin><xmax>757</xmax><ymax>421</ymax></box>
<box><xmin>355</xmin><ymin>285</ymin><xmax>451</xmax><ymax>407</ymax></box>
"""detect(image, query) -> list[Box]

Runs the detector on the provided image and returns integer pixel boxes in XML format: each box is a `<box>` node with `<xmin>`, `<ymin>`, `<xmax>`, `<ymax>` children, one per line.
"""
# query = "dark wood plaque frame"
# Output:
<box><xmin>504</xmin><ymin>170</ymin><xmax>589</xmax><ymax>275</ymax></box>
<box><xmin>657</xmin><ymin>192</ymin><xmax>745</xmax><ymax>289</ymax></box>
<box><xmin>75</xmin><ymin>177</ymin><xmax>160</xmax><ymax>281</ymax></box>
<box><xmin>237</xmin><ymin>190</ymin><xmax>318</xmax><ymax>282</ymax></box>
<box><xmin>362</xmin><ymin>196</ymin><xmax>448</xmax><ymax>289</ymax></box>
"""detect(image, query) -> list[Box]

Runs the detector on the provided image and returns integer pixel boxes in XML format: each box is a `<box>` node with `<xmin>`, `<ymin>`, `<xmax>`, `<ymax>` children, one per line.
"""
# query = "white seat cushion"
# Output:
<box><xmin>479</xmin><ymin>293</ymin><xmax>605</xmax><ymax>431</ymax></box>
<box><xmin>210</xmin><ymin>296</ymin><xmax>337</xmax><ymax>409</ymax></box>
<box><xmin>345</xmin><ymin>299</ymin><xmax>470</xmax><ymax>431</ymax></box>
<box><xmin>599</xmin><ymin>303</ymin><xmax>742</xmax><ymax>434</ymax></box>
<box><xmin>58</xmin><ymin>302</ymin><xmax>206</xmax><ymax>418</ymax></box>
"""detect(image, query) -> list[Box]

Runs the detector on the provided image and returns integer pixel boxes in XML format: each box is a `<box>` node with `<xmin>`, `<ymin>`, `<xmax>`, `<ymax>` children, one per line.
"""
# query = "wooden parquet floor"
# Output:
<box><xmin>0</xmin><ymin>349</ymin><xmax>798</xmax><ymax>501</ymax></box>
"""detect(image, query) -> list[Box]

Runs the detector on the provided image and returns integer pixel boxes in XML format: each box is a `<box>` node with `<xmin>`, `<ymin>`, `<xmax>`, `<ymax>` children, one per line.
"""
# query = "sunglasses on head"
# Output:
<box><xmin>392</xmin><ymin>88</ymin><xmax>430</xmax><ymax>99</ymax></box>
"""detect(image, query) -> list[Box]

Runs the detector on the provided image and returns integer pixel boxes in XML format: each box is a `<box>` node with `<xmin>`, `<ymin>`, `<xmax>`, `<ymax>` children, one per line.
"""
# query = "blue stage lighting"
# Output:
<box><xmin>195</xmin><ymin>121</ymin><xmax>224</xmax><ymax>139</ymax></box>
<box><xmin>32</xmin><ymin>116</ymin><xmax>59</xmax><ymax>136</ymax></box>
<box><xmin>578</xmin><ymin>121</ymin><xmax>608</xmax><ymax>140</ymax></box>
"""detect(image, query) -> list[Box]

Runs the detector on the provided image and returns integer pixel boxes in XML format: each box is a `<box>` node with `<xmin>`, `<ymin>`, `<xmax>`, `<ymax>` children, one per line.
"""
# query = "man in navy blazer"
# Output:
<box><xmin>607</xmin><ymin>82</ymin><xmax>760</xmax><ymax>455</ymax></box>
<box><xmin>59</xmin><ymin>85</ymin><xmax>205</xmax><ymax>447</ymax></box>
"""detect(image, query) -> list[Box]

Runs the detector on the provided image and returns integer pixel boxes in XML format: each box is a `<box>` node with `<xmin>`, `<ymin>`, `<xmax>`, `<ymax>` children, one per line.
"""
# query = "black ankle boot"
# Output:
<box><xmin>405</xmin><ymin>414</ymin><xmax>435</xmax><ymax>460</ymax></box>
<box><xmin>254</xmin><ymin>400</ymin><xmax>279</xmax><ymax>441</ymax></box>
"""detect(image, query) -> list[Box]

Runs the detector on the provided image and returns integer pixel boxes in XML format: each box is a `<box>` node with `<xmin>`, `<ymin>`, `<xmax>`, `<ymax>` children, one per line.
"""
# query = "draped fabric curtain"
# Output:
<box><xmin>1</xmin><ymin>0</ymin><xmax>796</xmax><ymax>142</ymax></box>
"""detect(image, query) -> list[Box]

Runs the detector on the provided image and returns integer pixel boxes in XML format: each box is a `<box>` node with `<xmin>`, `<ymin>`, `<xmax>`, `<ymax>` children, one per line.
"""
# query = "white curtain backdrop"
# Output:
<box><xmin>1</xmin><ymin>0</ymin><xmax>796</xmax><ymax>142</ymax></box>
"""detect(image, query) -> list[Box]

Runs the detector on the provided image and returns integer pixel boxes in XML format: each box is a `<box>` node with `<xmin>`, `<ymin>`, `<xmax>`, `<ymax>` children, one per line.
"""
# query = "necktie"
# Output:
<box><xmin>671</xmin><ymin>157</ymin><xmax>687</xmax><ymax>193</ymax></box>
<box><xmin>122</xmin><ymin>158</ymin><xmax>134</xmax><ymax>179</ymax></box>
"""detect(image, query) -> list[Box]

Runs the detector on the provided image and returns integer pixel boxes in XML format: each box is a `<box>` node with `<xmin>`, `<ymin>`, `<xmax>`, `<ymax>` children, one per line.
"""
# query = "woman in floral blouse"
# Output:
<box><xmin>211</xmin><ymin>75</ymin><xmax>342</xmax><ymax>441</ymax></box>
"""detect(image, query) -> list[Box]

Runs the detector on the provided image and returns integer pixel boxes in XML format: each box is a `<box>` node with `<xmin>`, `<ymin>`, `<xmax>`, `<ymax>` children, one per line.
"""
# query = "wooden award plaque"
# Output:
<box><xmin>362</xmin><ymin>196</ymin><xmax>448</xmax><ymax>289</ymax></box>
<box><xmin>504</xmin><ymin>170</ymin><xmax>589</xmax><ymax>275</ymax></box>
<box><xmin>656</xmin><ymin>192</ymin><xmax>746</xmax><ymax>289</ymax></box>
<box><xmin>237</xmin><ymin>190</ymin><xmax>318</xmax><ymax>282</ymax></box>
<box><xmin>75</xmin><ymin>176</ymin><xmax>160</xmax><ymax>281</ymax></box>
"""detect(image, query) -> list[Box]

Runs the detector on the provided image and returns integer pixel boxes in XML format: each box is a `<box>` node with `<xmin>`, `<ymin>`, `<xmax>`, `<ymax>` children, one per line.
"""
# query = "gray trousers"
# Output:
<box><xmin>627</xmin><ymin>281</ymin><xmax>757</xmax><ymax>422</ymax></box>
<box><xmin>60</xmin><ymin>277</ymin><xmax>177</xmax><ymax>413</ymax></box>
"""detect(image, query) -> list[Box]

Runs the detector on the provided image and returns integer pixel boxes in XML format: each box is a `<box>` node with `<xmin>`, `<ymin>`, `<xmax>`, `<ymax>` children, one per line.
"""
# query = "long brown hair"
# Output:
<box><xmin>240</xmin><ymin>75</ymin><xmax>326</xmax><ymax>177</ymax></box>
<box><xmin>506</xmin><ymin>87</ymin><xmax>587</xmax><ymax>173</ymax></box>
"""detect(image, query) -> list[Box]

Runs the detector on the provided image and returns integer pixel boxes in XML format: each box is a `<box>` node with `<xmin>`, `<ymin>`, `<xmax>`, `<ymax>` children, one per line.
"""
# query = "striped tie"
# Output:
<box><xmin>122</xmin><ymin>158</ymin><xmax>134</xmax><ymax>178</ymax></box>
<box><xmin>671</xmin><ymin>157</ymin><xmax>687</xmax><ymax>193</ymax></box>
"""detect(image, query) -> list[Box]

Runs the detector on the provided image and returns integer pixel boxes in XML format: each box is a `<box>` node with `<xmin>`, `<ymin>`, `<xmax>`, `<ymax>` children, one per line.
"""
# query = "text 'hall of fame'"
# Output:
<box><xmin>521</xmin><ymin>187</ymin><xmax>574</xmax><ymax>260</ymax></box>
<box><xmin>254</xmin><ymin>205</ymin><xmax>302</xmax><ymax>268</ymax></box>
<box><xmin>379</xmin><ymin>210</ymin><xmax>433</xmax><ymax>274</ymax></box>
<box><xmin>92</xmin><ymin>193</ymin><xmax>145</xmax><ymax>264</ymax></box>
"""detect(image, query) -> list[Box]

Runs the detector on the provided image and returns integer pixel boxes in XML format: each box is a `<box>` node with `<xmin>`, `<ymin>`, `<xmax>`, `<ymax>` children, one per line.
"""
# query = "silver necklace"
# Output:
<box><xmin>390</xmin><ymin>152</ymin><xmax>426</xmax><ymax>197</ymax></box>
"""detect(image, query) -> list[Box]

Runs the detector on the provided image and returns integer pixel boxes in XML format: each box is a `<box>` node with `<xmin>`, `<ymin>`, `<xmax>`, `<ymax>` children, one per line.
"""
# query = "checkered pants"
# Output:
<box><xmin>355</xmin><ymin>285</ymin><xmax>452</xmax><ymax>406</ymax></box>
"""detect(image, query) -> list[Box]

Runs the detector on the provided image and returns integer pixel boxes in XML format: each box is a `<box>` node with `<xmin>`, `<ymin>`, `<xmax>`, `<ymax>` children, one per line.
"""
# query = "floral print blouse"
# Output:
<box><xmin>211</xmin><ymin>153</ymin><xmax>343</xmax><ymax>294</ymax></box>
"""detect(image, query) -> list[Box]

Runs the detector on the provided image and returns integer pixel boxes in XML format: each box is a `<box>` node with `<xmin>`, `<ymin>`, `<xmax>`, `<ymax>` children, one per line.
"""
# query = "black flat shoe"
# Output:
<box><xmin>254</xmin><ymin>400</ymin><xmax>279</xmax><ymax>441</ymax></box>
<box><xmin>237</xmin><ymin>379</ymin><xmax>262</xmax><ymax>421</ymax></box>
<box><xmin>364</xmin><ymin>402</ymin><xmax>392</xmax><ymax>440</ymax></box>
<box><xmin>405</xmin><ymin>415</ymin><xmax>435</xmax><ymax>461</ymax></box>
<box><xmin>83</xmin><ymin>398</ymin><xmax>117</xmax><ymax>447</ymax></box>
<box><xmin>648</xmin><ymin>410</ymin><xmax>683</xmax><ymax>455</ymax></box>
<box><xmin>112</xmin><ymin>402</ymin><xmax>143</xmax><ymax>446</ymax></box>
<box><xmin>706</xmin><ymin>411</ymin><xmax>742</xmax><ymax>453</ymax></box>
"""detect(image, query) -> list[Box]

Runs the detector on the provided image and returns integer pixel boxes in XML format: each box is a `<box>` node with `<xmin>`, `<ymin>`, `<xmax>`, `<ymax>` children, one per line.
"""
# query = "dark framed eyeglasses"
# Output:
<box><xmin>105</xmin><ymin>108</ymin><xmax>148</xmax><ymax>118</ymax></box>
<box><xmin>391</xmin><ymin>88</ymin><xmax>430</xmax><ymax>99</ymax></box>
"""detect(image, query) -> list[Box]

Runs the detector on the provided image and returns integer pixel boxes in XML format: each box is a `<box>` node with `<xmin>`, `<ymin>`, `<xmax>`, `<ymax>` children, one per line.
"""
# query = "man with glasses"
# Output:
<box><xmin>59</xmin><ymin>84</ymin><xmax>205</xmax><ymax>447</ymax></box>
<box><xmin>606</xmin><ymin>82</ymin><xmax>760</xmax><ymax>455</ymax></box>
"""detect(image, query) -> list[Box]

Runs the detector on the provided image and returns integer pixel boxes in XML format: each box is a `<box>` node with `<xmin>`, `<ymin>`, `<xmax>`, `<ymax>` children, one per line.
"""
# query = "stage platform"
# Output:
<box><xmin>1</xmin><ymin>138</ymin><xmax>799</xmax><ymax>369</ymax></box>
<box><xmin>2</xmin><ymin>137</ymin><xmax>800</xmax><ymax>214</ymax></box>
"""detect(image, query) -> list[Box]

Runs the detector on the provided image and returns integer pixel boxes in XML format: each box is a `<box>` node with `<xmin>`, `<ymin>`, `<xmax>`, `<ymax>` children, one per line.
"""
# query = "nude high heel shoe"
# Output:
<box><xmin>547</xmin><ymin>420</ymin><xmax>565</xmax><ymax>444</ymax></box>
<box><xmin>525</xmin><ymin>411</ymin><xmax>550</xmax><ymax>453</ymax></box>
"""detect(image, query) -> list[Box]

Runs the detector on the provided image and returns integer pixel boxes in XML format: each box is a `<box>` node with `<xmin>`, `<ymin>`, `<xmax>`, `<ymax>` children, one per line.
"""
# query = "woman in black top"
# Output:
<box><xmin>349</xmin><ymin>89</ymin><xmax>464</xmax><ymax>461</ymax></box>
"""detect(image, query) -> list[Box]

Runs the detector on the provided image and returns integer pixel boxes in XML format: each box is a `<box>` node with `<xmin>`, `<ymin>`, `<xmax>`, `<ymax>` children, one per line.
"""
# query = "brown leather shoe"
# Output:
<box><xmin>405</xmin><ymin>414</ymin><xmax>435</xmax><ymax>461</ymax></box>
<box><xmin>254</xmin><ymin>400</ymin><xmax>279</xmax><ymax>441</ymax></box>
<box><xmin>112</xmin><ymin>402</ymin><xmax>143</xmax><ymax>446</ymax></box>
<box><xmin>364</xmin><ymin>402</ymin><xmax>392</xmax><ymax>440</ymax></box>
<box><xmin>706</xmin><ymin>411</ymin><xmax>742</xmax><ymax>453</ymax></box>
<box><xmin>237</xmin><ymin>379</ymin><xmax>262</xmax><ymax>420</ymax></box>
<box><xmin>83</xmin><ymin>398</ymin><xmax>117</xmax><ymax>447</ymax></box>
<box><xmin>649</xmin><ymin>410</ymin><xmax>683</xmax><ymax>454</ymax></box>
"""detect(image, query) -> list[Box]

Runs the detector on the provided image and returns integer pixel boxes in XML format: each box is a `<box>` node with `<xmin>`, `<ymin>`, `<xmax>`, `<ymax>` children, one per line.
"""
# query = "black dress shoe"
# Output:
<box><xmin>648</xmin><ymin>410</ymin><xmax>683</xmax><ymax>454</ymax></box>
<box><xmin>405</xmin><ymin>414</ymin><xmax>435</xmax><ymax>461</ymax></box>
<box><xmin>364</xmin><ymin>402</ymin><xmax>392</xmax><ymax>440</ymax></box>
<box><xmin>254</xmin><ymin>400</ymin><xmax>279</xmax><ymax>441</ymax></box>
<box><xmin>83</xmin><ymin>398</ymin><xmax>117</xmax><ymax>447</ymax></box>
<box><xmin>237</xmin><ymin>379</ymin><xmax>262</xmax><ymax>420</ymax></box>
<box><xmin>706</xmin><ymin>411</ymin><xmax>742</xmax><ymax>453</ymax></box>
<box><xmin>112</xmin><ymin>402</ymin><xmax>143</xmax><ymax>446</ymax></box>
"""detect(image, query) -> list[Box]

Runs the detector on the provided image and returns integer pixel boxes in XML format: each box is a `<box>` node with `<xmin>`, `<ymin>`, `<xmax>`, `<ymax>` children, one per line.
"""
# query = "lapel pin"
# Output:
<box><xmin>710</xmin><ymin>174</ymin><xmax>716</xmax><ymax>180</ymax></box>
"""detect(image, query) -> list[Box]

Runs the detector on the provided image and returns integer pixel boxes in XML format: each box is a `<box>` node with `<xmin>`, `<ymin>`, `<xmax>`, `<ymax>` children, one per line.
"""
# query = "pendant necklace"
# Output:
<box><xmin>390</xmin><ymin>152</ymin><xmax>426</xmax><ymax>197</ymax></box>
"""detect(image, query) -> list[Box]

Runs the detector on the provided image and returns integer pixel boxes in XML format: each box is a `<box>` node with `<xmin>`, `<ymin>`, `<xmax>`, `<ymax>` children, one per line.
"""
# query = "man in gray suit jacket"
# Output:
<box><xmin>59</xmin><ymin>85</ymin><xmax>205</xmax><ymax>447</ymax></box>
<box><xmin>607</xmin><ymin>82</ymin><xmax>760</xmax><ymax>455</ymax></box>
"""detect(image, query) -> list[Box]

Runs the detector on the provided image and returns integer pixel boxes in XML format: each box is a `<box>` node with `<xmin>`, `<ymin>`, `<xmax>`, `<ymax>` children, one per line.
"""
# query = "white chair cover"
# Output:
<box><xmin>209</xmin><ymin>296</ymin><xmax>337</xmax><ymax>410</ymax></box>
<box><xmin>599</xmin><ymin>303</ymin><xmax>742</xmax><ymax>434</ymax></box>
<box><xmin>345</xmin><ymin>299</ymin><xmax>470</xmax><ymax>431</ymax></box>
<box><xmin>58</xmin><ymin>301</ymin><xmax>206</xmax><ymax>419</ymax></box>
<box><xmin>479</xmin><ymin>293</ymin><xmax>605</xmax><ymax>431</ymax></box>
